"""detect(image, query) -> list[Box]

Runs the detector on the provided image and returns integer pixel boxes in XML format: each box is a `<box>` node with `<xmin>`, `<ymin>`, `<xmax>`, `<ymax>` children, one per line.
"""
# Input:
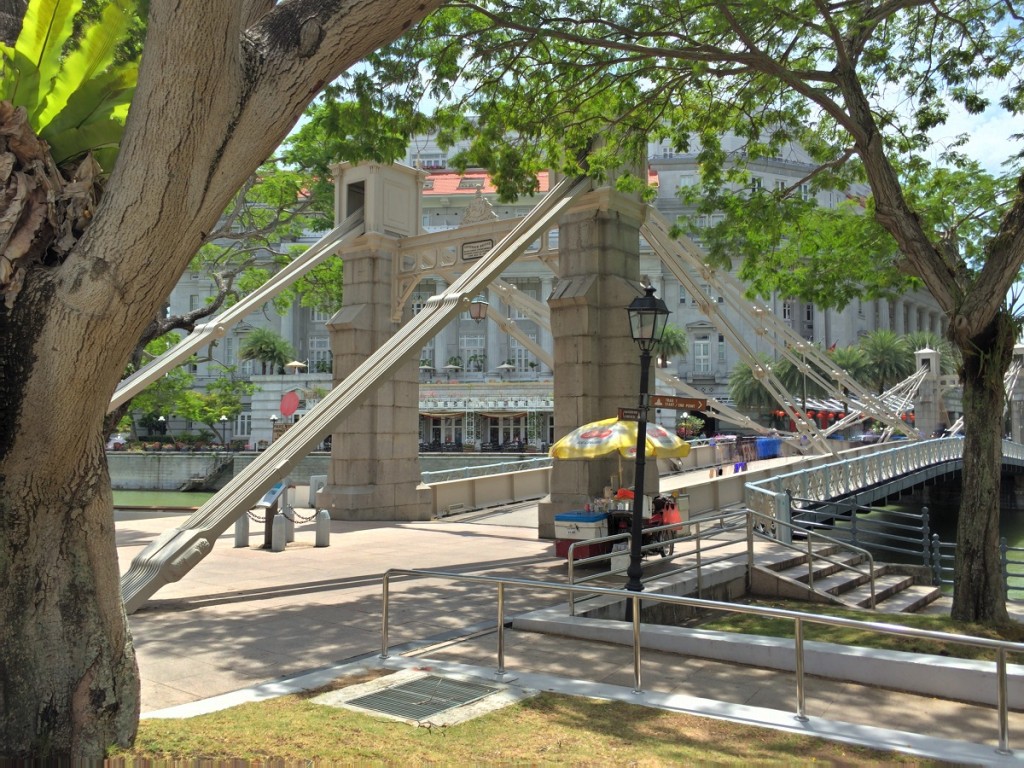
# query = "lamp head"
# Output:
<box><xmin>626</xmin><ymin>285</ymin><xmax>670</xmax><ymax>353</ymax></box>
<box><xmin>469</xmin><ymin>295</ymin><xmax>489</xmax><ymax>323</ymax></box>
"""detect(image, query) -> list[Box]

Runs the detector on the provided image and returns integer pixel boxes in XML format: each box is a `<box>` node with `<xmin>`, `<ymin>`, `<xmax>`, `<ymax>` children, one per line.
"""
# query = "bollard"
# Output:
<box><xmin>271</xmin><ymin>512</ymin><xmax>287</xmax><ymax>552</ymax></box>
<box><xmin>315</xmin><ymin>509</ymin><xmax>331</xmax><ymax>547</ymax></box>
<box><xmin>284</xmin><ymin>511</ymin><xmax>295</xmax><ymax>543</ymax></box>
<box><xmin>234</xmin><ymin>513</ymin><xmax>249</xmax><ymax>548</ymax></box>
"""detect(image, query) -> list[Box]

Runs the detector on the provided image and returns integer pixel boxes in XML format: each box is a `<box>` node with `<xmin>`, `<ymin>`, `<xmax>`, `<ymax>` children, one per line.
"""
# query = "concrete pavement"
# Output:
<box><xmin>119</xmin><ymin>501</ymin><xmax>1024</xmax><ymax>765</ymax></box>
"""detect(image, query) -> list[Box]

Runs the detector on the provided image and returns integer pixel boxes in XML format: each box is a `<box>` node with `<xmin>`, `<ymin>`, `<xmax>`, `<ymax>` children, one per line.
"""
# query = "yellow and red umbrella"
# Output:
<box><xmin>549</xmin><ymin>416</ymin><xmax>691</xmax><ymax>460</ymax></box>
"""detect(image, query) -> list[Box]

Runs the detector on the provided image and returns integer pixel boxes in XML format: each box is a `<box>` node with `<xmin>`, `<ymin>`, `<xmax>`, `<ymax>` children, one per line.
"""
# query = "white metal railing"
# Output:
<box><xmin>380</xmin><ymin>567</ymin><xmax>1023</xmax><ymax>756</ymax></box>
<box><xmin>744</xmin><ymin>437</ymin><xmax>973</xmax><ymax>535</ymax></box>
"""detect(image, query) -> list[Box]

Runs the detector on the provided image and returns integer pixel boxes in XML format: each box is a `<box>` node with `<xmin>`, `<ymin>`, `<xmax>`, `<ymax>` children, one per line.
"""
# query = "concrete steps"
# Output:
<box><xmin>754</xmin><ymin>545</ymin><xmax>942</xmax><ymax>614</ymax></box>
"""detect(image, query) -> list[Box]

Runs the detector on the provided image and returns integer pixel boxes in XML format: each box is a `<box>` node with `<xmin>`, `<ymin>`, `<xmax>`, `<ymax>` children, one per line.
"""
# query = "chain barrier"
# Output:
<box><xmin>247</xmin><ymin>508</ymin><xmax>267</xmax><ymax>524</ymax></box>
<box><xmin>246</xmin><ymin>506</ymin><xmax>319</xmax><ymax>525</ymax></box>
<box><xmin>283</xmin><ymin>506</ymin><xmax>319</xmax><ymax>524</ymax></box>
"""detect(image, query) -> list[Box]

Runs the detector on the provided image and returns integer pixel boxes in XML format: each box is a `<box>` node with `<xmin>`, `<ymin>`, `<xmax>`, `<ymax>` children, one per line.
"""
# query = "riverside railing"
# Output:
<box><xmin>744</xmin><ymin>437</ymin><xmax>969</xmax><ymax>544</ymax></box>
<box><xmin>380</xmin><ymin>567</ymin><xmax>1023</xmax><ymax>756</ymax></box>
<box><xmin>786</xmin><ymin>497</ymin><xmax>1024</xmax><ymax>602</ymax></box>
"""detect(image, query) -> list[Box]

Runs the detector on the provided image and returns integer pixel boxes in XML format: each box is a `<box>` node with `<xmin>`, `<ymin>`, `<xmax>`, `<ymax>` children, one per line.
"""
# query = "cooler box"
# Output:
<box><xmin>554</xmin><ymin>511</ymin><xmax>608</xmax><ymax>560</ymax></box>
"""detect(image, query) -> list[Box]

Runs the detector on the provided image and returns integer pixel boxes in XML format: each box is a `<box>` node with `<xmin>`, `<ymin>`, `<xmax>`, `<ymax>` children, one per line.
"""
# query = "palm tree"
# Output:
<box><xmin>655</xmin><ymin>323</ymin><xmax>688</xmax><ymax>367</ymax></box>
<box><xmin>859</xmin><ymin>329</ymin><xmax>914</xmax><ymax>394</ymax></box>
<box><xmin>728</xmin><ymin>355</ymin><xmax>777</xmax><ymax>411</ymax></box>
<box><xmin>828</xmin><ymin>345</ymin><xmax>871</xmax><ymax>388</ymax></box>
<box><xmin>905</xmin><ymin>330</ymin><xmax>960</xmax><ymax>375</ymax></box>
<box><xmin>240</xmin><ymin>328</ymin><xmax>295</xmax><ymax>374</ymax></box>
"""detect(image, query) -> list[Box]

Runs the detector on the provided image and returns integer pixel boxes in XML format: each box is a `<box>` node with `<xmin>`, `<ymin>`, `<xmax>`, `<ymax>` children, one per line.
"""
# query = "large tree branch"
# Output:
<box><xmin>53</xmin><ymin>0</ymin><xmax>442</xmax><ymax>416</ymax></box>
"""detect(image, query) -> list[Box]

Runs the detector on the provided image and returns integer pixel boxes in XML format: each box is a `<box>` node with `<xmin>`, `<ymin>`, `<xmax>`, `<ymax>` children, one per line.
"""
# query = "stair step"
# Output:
<box><xmin>835</xmin><ymin>572</ymin><xmax>916</xmax><ymax>609</ymax></box>
<box><xmin>871</xmin><ymin>584</ymin><xmax>944</xmax><ymax>614</ymax></box>
<box><xmin>762</xmin><ymin>544</ymin><xmax>847</xmax><ymax>574</ymax></box>
<box><xmin>774</xmin><ymin>553</ymin><xmax>869</xmax><ymax>586</ymax></box>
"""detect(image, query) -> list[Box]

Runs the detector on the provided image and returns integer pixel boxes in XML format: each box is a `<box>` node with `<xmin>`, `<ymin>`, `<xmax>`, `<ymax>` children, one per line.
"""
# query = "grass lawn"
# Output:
<box><xmin>106</xmin><ymin>671</ymin><xmax>943</xmax><ymax>766</ymax></box>
<box><xmin>106</xmin><ymin>605</ymin><xmax>1015</xmax><ymax>766</ymax></box>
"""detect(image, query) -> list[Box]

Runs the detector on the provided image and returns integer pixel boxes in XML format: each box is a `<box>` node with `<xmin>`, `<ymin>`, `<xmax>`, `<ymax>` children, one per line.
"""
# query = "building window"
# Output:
<box><xmin>718</xmin><ymin>334</ymin><xmax>726</xmax><ymax>363</ymax></box>
<box><xmin>457</xmin><ymin>177</ymin><xmax>485</xmax><ymax>190</ymax></box>
<box><xmin>460</xmin><ymin>333</ymin><xmax>485</xmax><ymax>368</ymax></box>
<box><xmin>235</xmin><ymin>411</ymin><xmax>251</xmax><ymax>438</ymax></box>
<box><xmin>309</xmin><ymin>336</ymin><xmax>330</xmax><ymax>372</ymax></box>
<box><xmin>427</xmin><ymin>417</ymin><xmax>463</xmax><ymax>444</ymax></box>
<box><xmin>782</xmin><ymin>301</ymin><xmax>792</xmax><ymax>321</ymax></box>
<box><xmin>694</xmin><ymin>335</ymin><xmax>710</xmax><ymax>373</ymax></box>
<box><xmin>311</xmin><ymin>309</ymin><xmax>331</xmax><ymax>324</ymax></box>
<box><xmin>805</xmin><ymin>304</ymin><xmax>813</xmax><ymax>322</ymax></box>
<box><xmin>509</xmin><ymin>335</ymin><xmax>537</xmax><ymax>372</ymax></box>
<box><xmin>189</xmin><ymin>294</ymin><xmax>200</xmax><ymax>311</ymax></box>
<box><xmin>224</xmin><ymin>338</ymin><xmax>235</xmax><ymax>366</ymax></box>
<box><xmin>800</xmin><ymin>183</ymin><xmax>812</xmax><ymax>201</ymax></box>
<box><xmin>487</xmin><ymin>415</ymin><xmax>527</xmax><ymax>445</ymax></box>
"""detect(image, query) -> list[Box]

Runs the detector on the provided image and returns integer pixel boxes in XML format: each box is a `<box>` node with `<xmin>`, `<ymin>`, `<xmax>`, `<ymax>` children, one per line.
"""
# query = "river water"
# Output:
<box><xmin>113</xmin><ymin>490</ymin><xmax>214</xmax><ymax>511</ymax></box>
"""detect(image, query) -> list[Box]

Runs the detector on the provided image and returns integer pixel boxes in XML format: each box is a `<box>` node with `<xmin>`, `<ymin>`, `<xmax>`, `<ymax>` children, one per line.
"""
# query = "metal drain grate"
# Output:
<box><xmin>347</xmin><ymin>675</ymin><xmax>500</xmax><ymax>721</ymax></box>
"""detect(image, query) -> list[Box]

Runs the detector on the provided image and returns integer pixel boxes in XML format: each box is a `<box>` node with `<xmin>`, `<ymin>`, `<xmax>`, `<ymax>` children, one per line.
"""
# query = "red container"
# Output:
<box><xmin>555</xmin><ymin>540</ymin><xmax>610</xmax><ymax>559</ymax></box>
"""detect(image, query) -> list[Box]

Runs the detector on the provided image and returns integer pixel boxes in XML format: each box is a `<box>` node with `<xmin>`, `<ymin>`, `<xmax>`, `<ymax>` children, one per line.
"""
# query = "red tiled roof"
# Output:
<box><xmin>423</xmin><ymin>171</ymin><xmax>549</xmax><ymax>196</ymax></box>
<box><xmin>423</xmin><ymin>168</ymin><xmax>660</xmax><ymax>195</ymax></box>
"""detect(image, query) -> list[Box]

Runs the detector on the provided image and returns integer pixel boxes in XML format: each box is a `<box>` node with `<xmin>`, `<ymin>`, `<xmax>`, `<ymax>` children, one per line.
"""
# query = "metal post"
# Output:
<box><xmin>496</xmin><ymin>583</ymin><xmax>506</xmax><ymax>676</ymax></box>
<box><xmin>380</xmin><ymin>573</ymin><xmax>390</xmax><ymax>659</ymax></box>
<box><xmin>695</xmin><ymin>520</ymin><xmax>703</xmax><ymax>598</ymax></box>
<box><xmin>625</xmin><ymin>347</ymin><xmax>653</xmax><ymax>619</ymax></box>
<box><xmin>632</xmin><ymin>594</ymin><xmax>642</xmax><ymax>693</ymax></box>
<box><xmin>921</xmin><ymin>506</ymin><xmax>930</xmax><ymax>566</ymax></box>
<box><xmin>931</xmin><ymin>534</ymin><xmax>942</xmax><ymax>585</ymax></box>
<box><xmin>1001</xmin><ymin>537</ymin><xmax>1010</xmax><ymax>601</ymax></box>
<box><xmin>998</xmin><ymin>647</ymin><xmax>1011</xmax><ymax>754</ymax></box>
<box><xmin>794</xmin><ymin>617</ymin><xmax>808</xmax><ymax>721</ymax></box>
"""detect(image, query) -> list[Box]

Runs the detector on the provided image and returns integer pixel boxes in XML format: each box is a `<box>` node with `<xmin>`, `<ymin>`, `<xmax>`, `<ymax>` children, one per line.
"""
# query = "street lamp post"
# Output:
<box><xmin>269</xmin><ymin>414</ymin><xmax>279</xmax><ymax>443</ymax></box>
<box><xmin>624</xmin><ymin>285</ymin><xmax>670</xmax><ymax>606</ymax></box>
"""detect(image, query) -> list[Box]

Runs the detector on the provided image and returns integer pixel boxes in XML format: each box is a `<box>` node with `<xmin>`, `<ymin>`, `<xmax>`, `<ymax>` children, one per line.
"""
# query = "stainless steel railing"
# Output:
<box><xmin>380</xmin><ymin>567</ymin><xmax>1022</xmax><ymax>755</ymax></box>
<box><xmin>562</xmin><ymin>508</ymin><xmax>875</xmax><ymax>612</ymax></box>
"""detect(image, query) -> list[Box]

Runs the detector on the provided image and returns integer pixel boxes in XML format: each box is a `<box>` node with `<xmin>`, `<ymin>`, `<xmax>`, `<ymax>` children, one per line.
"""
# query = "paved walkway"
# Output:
<box><xmin>119</xmin><ymin>502</ymin><xmax>1024</xmax><ymax>764</ymax></box>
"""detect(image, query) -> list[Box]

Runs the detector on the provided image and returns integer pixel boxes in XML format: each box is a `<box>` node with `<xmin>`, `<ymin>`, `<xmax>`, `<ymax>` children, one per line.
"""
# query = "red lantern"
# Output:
<box><xmin>807</xmin><ymin>411</ymin><xmax>816</xmax><ymax>418</ymax></box>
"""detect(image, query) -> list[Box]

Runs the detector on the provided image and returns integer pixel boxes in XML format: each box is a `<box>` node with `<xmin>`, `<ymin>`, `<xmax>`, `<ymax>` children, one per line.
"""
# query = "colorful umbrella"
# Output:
<box><xmin>549</xmin><ymin>417</ymin><xmax>691</xmax><ymax>460</ymax></box>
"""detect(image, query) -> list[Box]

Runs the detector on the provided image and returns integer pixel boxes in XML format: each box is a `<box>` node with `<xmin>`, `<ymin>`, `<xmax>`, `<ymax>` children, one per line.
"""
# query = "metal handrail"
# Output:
<box><xmin>565</xmin><ymin>518</ymin><xmax>747</xmax><ymax>616</ymax></box>
<box><xmin>563</xmin><ymin>507</ymin><xmax>875</xmax><ymax>610</ymax></box>
<box><xmin>380</xmin><ymin>567</ymin><xmax>1021</xmax><ymax>755</ymax></box>
<box><xmin>751</xmin><ymin>509</ymin><xmax>877</xmax><ymax>608</ymax></box>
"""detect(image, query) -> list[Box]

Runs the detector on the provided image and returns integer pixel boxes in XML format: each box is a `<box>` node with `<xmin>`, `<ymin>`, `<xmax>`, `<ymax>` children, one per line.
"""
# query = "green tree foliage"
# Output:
<box><xmin>0</xmin><ymin>0</ymin><xmax>138</xmax><ymax>172</ymax></box>
<box><xmin>728</xmin><ymin>355</ymin><xmax>777</xmax><ymax>412</ymax></box>
<box><xmin>654</xmin><ymin>323</ymin><xmax>687</xmax><ymax>367</ymax></box>
<box><xmin>905</xmin><ymin>330</ymin><xmax>960</xmax><ymax>375</ymax></box>
<box><xmin>239</xmin><ymin>327</ymin><xmax>295</xmax><ymax>375</ymax></box>
<box><xmin>859</xmin><ymin>329</ymin><xmax>915</xmax><ymax>394</ymax></box>
<box><xmin>827</xmin><ymin>345</ymin><xmax>871</xmax><ymax>392</ymax></box>
<box><xmin>176</xmin><ymin>366</ymin><xmax>256</xmax><ymax>443</ymax></box>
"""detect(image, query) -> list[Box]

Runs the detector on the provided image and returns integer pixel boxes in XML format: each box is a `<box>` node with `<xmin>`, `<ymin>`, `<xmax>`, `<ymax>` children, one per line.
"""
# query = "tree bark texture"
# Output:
<box><xmin>0</xmin><ymin>0</ymin><xmax>442</xmax><ymax>758</ymax></box>
<box><xmin>950</xmin><ymin>310</ymin><xmax>1016</xmax><ymax>623</ymax></box>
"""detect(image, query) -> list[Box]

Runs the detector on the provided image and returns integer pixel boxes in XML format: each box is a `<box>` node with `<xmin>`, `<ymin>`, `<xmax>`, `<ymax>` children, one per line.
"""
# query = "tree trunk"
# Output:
<box><xmin>950</xmin><ymin>310</ymin><xmax>1015</xmax><ymax>623</ymax></box>
<box><xmin>0</xmin><ymin>0</ymin><xmax>446</xmax><ymax>758</ymax></box>
<box><xmin>0</xmin><ymin>281</ymin><xmax>139</xmax><ymax>757</ymax></box>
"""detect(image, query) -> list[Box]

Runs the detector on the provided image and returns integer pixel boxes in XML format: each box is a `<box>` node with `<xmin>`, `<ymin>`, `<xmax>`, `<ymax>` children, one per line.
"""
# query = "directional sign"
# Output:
<box><xmin>650</xmin><ymin>395</ymin><xmax>707</xmax><ymax>410</ymax></box>
<box><xmin>617</xmin><ymin>407</ymin><xmax>640</xmax><ymax>421</ymax></box>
